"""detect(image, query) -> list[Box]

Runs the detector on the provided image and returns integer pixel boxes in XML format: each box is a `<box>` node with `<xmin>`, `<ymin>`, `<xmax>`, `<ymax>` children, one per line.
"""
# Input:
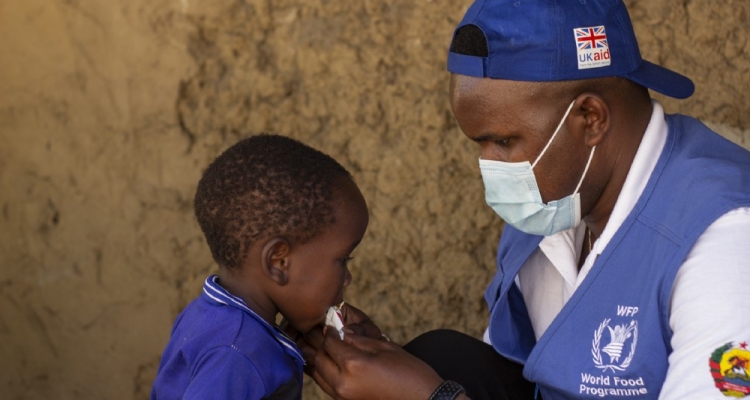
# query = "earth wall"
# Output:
<box><xmin>0</xmin><ymin>0</ymin><xmax>747</xmax><ymax>398</ymax></box>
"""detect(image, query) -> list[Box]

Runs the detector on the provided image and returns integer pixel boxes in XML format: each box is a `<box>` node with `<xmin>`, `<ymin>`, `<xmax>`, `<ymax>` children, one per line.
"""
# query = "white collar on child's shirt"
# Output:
<box><xmin>203</xmin><ymin>275</ymin><xmax>304</xmax><ymax>363</ymax></box>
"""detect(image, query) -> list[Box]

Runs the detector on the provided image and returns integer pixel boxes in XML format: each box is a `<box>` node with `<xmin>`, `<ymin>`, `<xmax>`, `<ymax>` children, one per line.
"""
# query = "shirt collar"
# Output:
<box><xmin>587</xmin><ymin>100</ymin><xmax>667</xmax><ymax>258</ymax></box>
<box><xmin>201</xmin><ymin>275</ymin><xmax>304</xmax><ymax>364</ymax></box>
<box><xmin>540</xmin><ymin>100</ymin><xmax>668</xmax><ymax>283</ymax></box>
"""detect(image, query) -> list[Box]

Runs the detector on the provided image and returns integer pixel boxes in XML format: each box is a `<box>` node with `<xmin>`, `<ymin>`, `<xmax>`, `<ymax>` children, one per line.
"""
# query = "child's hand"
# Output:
<box><xmin>340</xmin><ymin>303</ymin><xmax>382</xmax><ymax>341</ymax></box>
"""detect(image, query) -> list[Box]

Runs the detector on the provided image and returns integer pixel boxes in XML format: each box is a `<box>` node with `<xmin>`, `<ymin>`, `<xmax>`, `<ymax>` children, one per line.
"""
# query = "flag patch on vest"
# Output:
<box><xmin>709</xmin><ymin>341</ymin><xmax>750</xmax><ymax>397</ymax></box>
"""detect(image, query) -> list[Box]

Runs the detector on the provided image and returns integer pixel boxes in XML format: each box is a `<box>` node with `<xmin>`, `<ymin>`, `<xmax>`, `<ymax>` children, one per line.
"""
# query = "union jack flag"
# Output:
<box><xmin>575</xmin><ymin>26</ymin><xmax>608</xmax><ymax>50</ymax></box>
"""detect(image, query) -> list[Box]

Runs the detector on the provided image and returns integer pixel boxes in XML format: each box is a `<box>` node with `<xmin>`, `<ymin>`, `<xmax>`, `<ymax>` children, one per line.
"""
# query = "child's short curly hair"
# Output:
<box><xmin>194</xmin><ymin>134</ymin><xmax>352</xmax><ymax>269</ymax></box>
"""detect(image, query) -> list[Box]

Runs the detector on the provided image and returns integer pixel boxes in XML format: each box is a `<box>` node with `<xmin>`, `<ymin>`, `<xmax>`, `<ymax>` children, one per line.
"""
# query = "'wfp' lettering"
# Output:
<box><xmin>617</xmin><ymin>305</ymin><xmax>639</xmax><ymax>317</ymax></box>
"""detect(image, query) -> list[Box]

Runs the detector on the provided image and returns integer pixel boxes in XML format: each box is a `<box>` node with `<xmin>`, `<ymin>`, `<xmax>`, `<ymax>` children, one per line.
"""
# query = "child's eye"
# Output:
<box><xmin>340</xmin><ymin>257</ymin><xmax>353</xmax><ymax>267</ymax></box>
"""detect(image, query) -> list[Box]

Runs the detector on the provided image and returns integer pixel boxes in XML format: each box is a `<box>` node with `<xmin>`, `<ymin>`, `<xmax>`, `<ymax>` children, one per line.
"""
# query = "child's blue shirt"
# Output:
<box><xmin>151</xmin><ymin>275</ymin><xmax>304</xmax><ymax>400</ymax></box>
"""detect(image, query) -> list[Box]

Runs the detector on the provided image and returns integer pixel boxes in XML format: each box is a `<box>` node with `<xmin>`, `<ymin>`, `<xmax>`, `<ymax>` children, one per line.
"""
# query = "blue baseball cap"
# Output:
<box><xmin>447</xmin><ymin>0</ymin><xmax>694</xmax><ymax>99</ymax></box>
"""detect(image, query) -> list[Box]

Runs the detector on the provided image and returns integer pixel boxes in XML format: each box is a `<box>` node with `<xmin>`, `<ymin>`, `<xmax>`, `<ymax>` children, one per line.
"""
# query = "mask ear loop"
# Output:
<box><xmin>531</xmin><ymin>100</ymin><xmax>577</xmax><ymax>169</ymax></box>
<box><xmin>573</xmin><ymin>145</ymin><xmax>596</xmax><ymax>196</ymax></box>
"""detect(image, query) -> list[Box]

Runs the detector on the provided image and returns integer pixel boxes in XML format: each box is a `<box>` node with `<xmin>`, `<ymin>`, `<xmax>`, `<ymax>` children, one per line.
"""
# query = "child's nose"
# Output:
<box><xmin>343</xmin><ymin>268</ymin><xmax>352</xmax><ymax>287</ymax></box>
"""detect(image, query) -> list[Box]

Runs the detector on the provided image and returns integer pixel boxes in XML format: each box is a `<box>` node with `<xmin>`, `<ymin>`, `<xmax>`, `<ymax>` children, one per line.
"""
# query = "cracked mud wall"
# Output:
<box><xmin>0</xmin><ymin>0</ymin><xmax>747</xmax><ymax>399</ymax></box>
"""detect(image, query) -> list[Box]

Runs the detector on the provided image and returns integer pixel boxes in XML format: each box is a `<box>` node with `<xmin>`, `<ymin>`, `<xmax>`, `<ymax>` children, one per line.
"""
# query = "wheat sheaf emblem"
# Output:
<box><xmin>592</xmin><ymin>319</ymin><xmax>638</xmax><ymax>372</ymax></box>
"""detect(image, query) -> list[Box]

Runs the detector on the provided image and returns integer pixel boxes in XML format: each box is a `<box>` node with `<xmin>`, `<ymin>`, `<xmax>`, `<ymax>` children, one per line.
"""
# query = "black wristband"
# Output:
<box><xmin>428</xmin><ymin>380</ymin><xmax>465</xmax><ymax>400</ymax></box>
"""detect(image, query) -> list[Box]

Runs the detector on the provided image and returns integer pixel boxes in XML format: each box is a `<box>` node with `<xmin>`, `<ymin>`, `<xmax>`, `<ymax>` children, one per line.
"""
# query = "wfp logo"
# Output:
<box><xmin>592</xmin><ymin>317</ymin><xmax>639</xmax><ymax>373</ymax></box>
<box><xmin>575</xmin><ymin>26</ymin><xmax>611</xmax><ymax>70</ymax></box>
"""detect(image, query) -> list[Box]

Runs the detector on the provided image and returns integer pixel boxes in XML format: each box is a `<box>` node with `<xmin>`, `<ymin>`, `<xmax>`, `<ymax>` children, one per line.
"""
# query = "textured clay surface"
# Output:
<box><xmin>0</xmin><ymin>0</ymin><xmax>747</xmax><ymax>399</ymax></box>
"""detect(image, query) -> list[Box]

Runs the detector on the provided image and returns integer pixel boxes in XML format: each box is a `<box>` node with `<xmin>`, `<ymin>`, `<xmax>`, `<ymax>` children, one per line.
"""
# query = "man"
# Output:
<box><xmin>302</xmin><ymin>1</ymin><xmax>750</xmax><ymax>399</ymax></box>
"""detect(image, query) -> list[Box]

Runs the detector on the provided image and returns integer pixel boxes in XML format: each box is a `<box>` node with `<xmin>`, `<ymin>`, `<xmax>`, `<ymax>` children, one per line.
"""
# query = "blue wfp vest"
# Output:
<box><xmin>484</xmin><ymin>114</ymin><xmax>750</xmax><ymax>399</ymax></box>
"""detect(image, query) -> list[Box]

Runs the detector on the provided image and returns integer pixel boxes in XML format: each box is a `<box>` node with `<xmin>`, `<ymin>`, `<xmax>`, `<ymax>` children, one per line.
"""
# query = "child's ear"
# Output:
<box><xmin>261</xmin><ymin>237</ymin><xmax>291</xmax><ymax>286</ymax></box>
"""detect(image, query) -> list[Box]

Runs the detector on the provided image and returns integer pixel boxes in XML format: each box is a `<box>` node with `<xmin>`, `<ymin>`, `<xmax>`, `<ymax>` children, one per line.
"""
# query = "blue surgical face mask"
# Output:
<box><xmin>478</xmin><ymin>100</ymin><xmax>596</xmax><ymax>236</ymax></box>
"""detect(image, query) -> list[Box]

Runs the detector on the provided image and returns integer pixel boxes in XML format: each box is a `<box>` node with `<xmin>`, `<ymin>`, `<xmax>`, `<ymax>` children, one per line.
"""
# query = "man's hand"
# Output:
<box><xmin>295</xmin><ymin>303</ymin><xmax>382</xmax><ymax>376</ymax></box>
<box><xmin>339</xmin><ymin>303</ymin><xmax>382</xmax><ymax>340</ymax></box>
<box><xmin>303</xmin><ymin>327</ymin><xmax>444</xmax><ymax>400</ymax></box>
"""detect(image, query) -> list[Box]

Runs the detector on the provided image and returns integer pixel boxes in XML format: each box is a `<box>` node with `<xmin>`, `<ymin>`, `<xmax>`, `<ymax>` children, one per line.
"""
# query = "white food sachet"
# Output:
<box><xmin>325</xmin><ymin>303</ymin><xmax>345</xmax><ymax>339</ymax></box>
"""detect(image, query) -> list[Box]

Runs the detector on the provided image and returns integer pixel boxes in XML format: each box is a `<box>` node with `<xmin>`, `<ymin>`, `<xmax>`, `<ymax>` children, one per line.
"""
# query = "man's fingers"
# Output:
<box><xmin>297</xmin><ymin>340</ymin><xmax>317</xmax><ymax>372</ymax></box>
<box><xmin>344</xmin><ymin>322</ymin><xmax>382</xmax><ymax>339</ymax></box>
<box><xmin>311</xmin><ymin>333</ymin><xmax>345</xmax><ymax>398</ymax></box>
<box><xmin>310</xmin><ymin>363</ymin><xmax>338</xmax><ymax>398</ymax></box>
<box><xmin>325</xmin><ymin>326</ymin><xmax>392</xmax><ymax>358</ymax></box>
<box><xmin>313</xmin><ymin>328</ymin><xmax>444</xmax><ymax>400</ymax></box>
<box><xmin>340</xmin><ymin>304</ymin><xmax>382</xmax><ymax>340</ymax></box>
<box><xmin>310</xmin><ymin>368</ymin><xmax>337</xmax><ymax>399</ymax></box>
<box><xmin>304</xmin><ymin>325</ymin><xmax>325</xmax><ymax>350</ymax></box>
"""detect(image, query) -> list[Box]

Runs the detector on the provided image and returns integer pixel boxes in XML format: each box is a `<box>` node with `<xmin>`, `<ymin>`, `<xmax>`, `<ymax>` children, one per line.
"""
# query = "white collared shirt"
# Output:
<box><xmin>485</xmin><ymin>101</ymin><xmax>750</xmax><ymax>399</ymax></box>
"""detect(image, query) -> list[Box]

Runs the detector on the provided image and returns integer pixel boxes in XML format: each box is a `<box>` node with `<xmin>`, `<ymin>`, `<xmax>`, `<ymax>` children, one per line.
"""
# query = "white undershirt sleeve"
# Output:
<box><xmin>659</xmin><ymin>207</ymin><xmax>750</xmax><ymax>399</ymax></box>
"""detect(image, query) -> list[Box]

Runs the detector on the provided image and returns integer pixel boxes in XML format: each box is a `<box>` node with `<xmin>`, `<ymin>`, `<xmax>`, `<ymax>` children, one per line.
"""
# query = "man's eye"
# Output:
<box><xmin>495</xmin><ymin>138</ymin><xmax>511</xmax><ymax>147</ymax></box>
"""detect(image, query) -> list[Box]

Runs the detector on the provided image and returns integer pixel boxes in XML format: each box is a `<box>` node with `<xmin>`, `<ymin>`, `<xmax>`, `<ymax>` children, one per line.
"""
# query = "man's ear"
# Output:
<box><xmin>575</xmin><ymin>93</ymin><xmax>610</xmax><ymax>147</ymax></box>
<box><xmin>261</xmin><ymin>238</ymin><xmax>291</xmax><ymax>286</ymax></box>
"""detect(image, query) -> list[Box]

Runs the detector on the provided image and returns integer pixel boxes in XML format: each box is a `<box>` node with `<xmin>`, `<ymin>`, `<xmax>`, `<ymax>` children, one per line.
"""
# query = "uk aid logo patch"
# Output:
<box><xmin>575</xmin><ymin>26</ymin><xmax>611</xmax><ymax>70</ymax></box>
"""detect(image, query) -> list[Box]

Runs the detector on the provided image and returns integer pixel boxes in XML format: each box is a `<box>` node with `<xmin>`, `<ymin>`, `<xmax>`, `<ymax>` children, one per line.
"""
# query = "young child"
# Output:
<box><xmin>151</xmin><ymin>134</ymin><xmax>369</xmax><ymax>400</ymax></box>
